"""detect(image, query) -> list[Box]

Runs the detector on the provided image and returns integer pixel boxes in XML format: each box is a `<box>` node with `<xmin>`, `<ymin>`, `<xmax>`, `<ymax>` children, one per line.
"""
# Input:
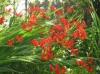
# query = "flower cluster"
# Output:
<box><xmin>76</xmin><ymin>58</ymin><xmax>94</xmax><ymax>72</ymax></box>
<box><xmin>7</xmin><ymin>35</ymin><xmax>23</xmax><ymax>47</ymax></box>
<box><xmin>6</xmin><ymin>3</ymin><xmax>94</xmax><ymax>74</ymax></box>
<box><xmin>50</xmin><ymin>64</ymin><xmax>66</xmax><ymax>74</ymax></box>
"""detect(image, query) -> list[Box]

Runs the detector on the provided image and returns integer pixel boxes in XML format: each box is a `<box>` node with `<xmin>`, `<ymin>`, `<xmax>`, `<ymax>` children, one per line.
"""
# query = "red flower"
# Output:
<box><xmin>60</xmin><ymin>18</ymin><xmax>70</xmax><ymax>32</ymax></box>
<box><xmin>60</xmin><ymin>18</ymin><xmax>69</xmax><ymax>26</ymax></box>
<box><xmin>79</xmin><ymin>29</ymin><xmax>87</xmax><ymax>40</ymax></box>
<box><xmin>55</xmin><ymin>64</ymin><xmax>60</xmax><ymax>74</ymax></box>
<box><xmin>52</xmin><ymin>33</ymin><xmax>66</xmax><ymax>42</ymax></box>
<box><xmin>86</xmin><ymin>66</ymin><xmax>93</xmax><ymax>73</ymax></box>
<box><xmin>40</xmin><ymin>39</ymin><xmax>46</xmax><ymax>48</ymax></box>
<box><xmin>41</xmin><ymin>47</ymin><xmax>53</xmax><ymax>61</ymax></box>
<box><xmin>76</xmin><ymin>59</ymin><xmax>89</xmax><ymax>69</ymax></box>
<box><xmin>53</xmin><ymin>25</ymin><xmax>64</xmax><ymax>32</ymax></box>
<box><xmin>40</xmin><ymin>37</ymin><xmax>53</xmax><ymax>48</ymax></box>
<box><xmin>66</xmin><ymin>6</ymin><xmax>74</xmax><ymax>14</ymax></box>
<box><xmin>16</xmin><ymin>35</ymin><xmax>23</xmax><ymax>43</ymax></box>
<box><xmin>31</xmin><ymin>39</ymin><xmax>39</xmax><ymax>47</ymax></box>
<box><xmin>49</xmin><ymin>64</ymin><xmax>66</xmax><ymax>74</ymax></box>
<box><xmin>21</xmin><ymin>23</ymin><xmax>32</xmax><ymax>31</ymax></box>
<box><xmin>77</xmin><ymin>26</ymin><xmax>87</xmax><ymax>40</ymax></box>
<box><xmin>71</xmin><ymin>48</ymin><xmax>79</xmax><ymax>56</ymax></box>
<box><xmin>73</xmin><ymin>25</ymin><xmax>87</xmax><ymax>40</ymax></box>
<box><xmin>50</xmin><ymin>6</ymin><xmax>57</xmax><ymax>11</ymax></box>
<box><xmin>76</xmin><ymin>59</ymin><xmax>85</xmax><ymax>66</ymax></box>
<box><xmin>50</xmin><ymin>64</ymin><xmax>55</xmax><ymax>72</ymax></box>
<box><xmin>0</xmin><ymin>17</ymin><xmax>4</xmax><ymax>24</ymax></box>
<box><xmin>61</xmin><ymin>66</ymin><xmax>66</xmax><ymax>74</ymax></box>
<box><xmin>72</xmin><ymin>20</ymin><xmax>87</xmax><ymax>40</ymax></box>
<box><xmin>72</xmin><ymin>30</ymin><xmax>79</xmax><ymax>39</ymax></box>
<box><xmin>29</xmin><ymin>14</ymin><xmax>37</xmax><ymax>25</ymax></box>
<box><xmin>65</xmin><ymin>40</ymin><xmax>75</xmax><ymax>49</ymax></box>
<box><xmin>76</xmin><ymin>59</ymin><xmax>94</xmax><ymax>72</ymax></box>
<box><xmin>7</xmin><ymin>39</ymin><xmax>14</xmax><ymax>47</ymax></box>
<box><xmin>50</xmin><ymin>25</ymin><xmax>66</xmax><ymax>42</ymax></box>
<box><xmin>55</xmin><ymin>9</ymin><xmax>63</xmax><ymax>16</ymax></box>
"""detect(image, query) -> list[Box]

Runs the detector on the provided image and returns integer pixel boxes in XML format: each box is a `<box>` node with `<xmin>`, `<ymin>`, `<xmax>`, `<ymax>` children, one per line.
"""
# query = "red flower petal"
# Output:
<box><xmin>61</xmin><ymin>66</ymin><xmax>66</xmax><ymax>74</ymax></box>
<box><xmin>50</xmin><ymin>64</ymin><xmax>55</xmax><ymax>72</ymax></box>
<box><xmin>31</xmin><ymin>39</ymin><xmax>39</xmax><ymax>47</ymax></box>
<box><xmin>65</xmin><ymin>40</ymin><xmax>75</xmax><ymax>49</ymax></box>
<box><xmin>86</xmin><ymin>66</ymin><xmax>93</xmax><ymax>73</ymax></box>
<box><xmin>55</xmin><ymin>64</ymin><xmax>60</xmax><ymax>74</ymax></box>
<box><xmin>0</xmin><ymin>17</ymin><xmax>4</xmax><ymax>24</ymax></box>
<box><xmin>16</xmin><ymin>35</ymin><xmax>23</xmax><ymax>43</ymax></box>
<box><xmin>7</xmin><ymin>39</ymin><xmax>14</xmax><ymax>47</ymax></box>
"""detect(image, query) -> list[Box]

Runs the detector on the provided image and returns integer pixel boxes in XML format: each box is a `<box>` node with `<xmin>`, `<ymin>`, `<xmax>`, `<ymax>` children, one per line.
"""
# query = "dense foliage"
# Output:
<box><xmin>0</xmin><ymin>0</ymin><xmax>100</xmax><ymax>74</ymax></box>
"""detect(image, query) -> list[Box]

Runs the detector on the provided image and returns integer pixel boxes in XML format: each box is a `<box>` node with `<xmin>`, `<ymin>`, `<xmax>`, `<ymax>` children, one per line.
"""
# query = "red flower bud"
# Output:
<box><xmin>31</xmin><ymin>39</ymin><xmax>39</xmax><ymax>47</ymax></box>
<box><xmin>7</xmin><ymin>39</ymin><xmax>14</xmax><ymax>47</ymax></box>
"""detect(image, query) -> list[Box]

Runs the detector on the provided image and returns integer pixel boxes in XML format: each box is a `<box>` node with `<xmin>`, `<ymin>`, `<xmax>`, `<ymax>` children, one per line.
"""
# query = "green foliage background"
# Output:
<box><xmin>0</xmin><ymin>0</ymin><xmax>100</xmax><ymax>74</ymax></box>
